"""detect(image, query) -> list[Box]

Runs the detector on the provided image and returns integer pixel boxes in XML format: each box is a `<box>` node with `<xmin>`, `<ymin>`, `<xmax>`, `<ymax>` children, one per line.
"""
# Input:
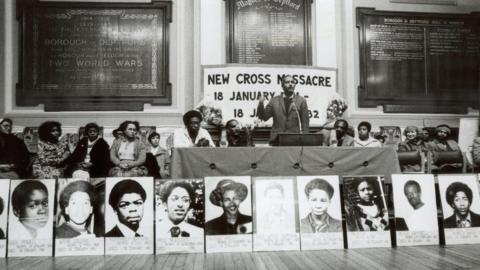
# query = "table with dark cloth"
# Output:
<box><xmin>171</xmin><ymin>147</ymin><xmax>400</xmax><ymax>183</ymax></box>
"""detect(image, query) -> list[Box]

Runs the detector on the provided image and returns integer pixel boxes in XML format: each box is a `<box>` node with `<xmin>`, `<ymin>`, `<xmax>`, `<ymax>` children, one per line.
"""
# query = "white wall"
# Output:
<box><xmin>2</xmin><ymin>0</ymin><xmax>479</xmax><ymax>130</ymax></box>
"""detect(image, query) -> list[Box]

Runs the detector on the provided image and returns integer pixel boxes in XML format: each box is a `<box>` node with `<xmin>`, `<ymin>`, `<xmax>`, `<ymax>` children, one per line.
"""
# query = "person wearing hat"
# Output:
<box><xmin>426</xmin><ymin>124</ymin><xmax>462</xmax><ymax>172</ymax></box>
<box><xmin>205</xmin><ymin>179</ymin><xmax>252</xmax><ymax>235</ymax></box>
<box><xmin>173</xmin><ymin>110</ymin><xmax>215</xmax><ymax>148</ymax></box>
<box><xmin>426</xmin><ymin>124</ymin><xmax>460</xmax><ymax>152</ymax></box>
<box><xmin>0</xmin><ymin>118</ymin><xmax>30</xmax><ymax>179</ymax></box>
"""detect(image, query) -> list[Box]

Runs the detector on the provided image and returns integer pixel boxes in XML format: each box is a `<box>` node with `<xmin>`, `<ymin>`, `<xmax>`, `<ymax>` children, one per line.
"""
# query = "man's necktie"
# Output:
<box><xmin>170</xmin><ymin>226</ymin><xmax>181</xmax><ymax>237</ymax></box>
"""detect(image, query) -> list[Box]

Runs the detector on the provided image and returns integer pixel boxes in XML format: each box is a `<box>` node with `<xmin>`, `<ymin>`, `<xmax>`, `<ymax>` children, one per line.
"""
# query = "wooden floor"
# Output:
<box><xmin>2</xmin><ymin>245</ymin><xmax>480</xmax><ymax>270</ymax></box>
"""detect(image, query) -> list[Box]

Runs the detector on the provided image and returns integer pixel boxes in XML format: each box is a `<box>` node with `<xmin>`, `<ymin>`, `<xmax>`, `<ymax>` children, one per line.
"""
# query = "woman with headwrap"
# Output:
<box><xmin>426</xmin><ymin>124</ymin><xmax>462</xmax><ymax>172</ymax></box>
<box><xmin>426</xmin><ymin>124</ymin><xmax>460</xmax><ymax>152</ymax></box>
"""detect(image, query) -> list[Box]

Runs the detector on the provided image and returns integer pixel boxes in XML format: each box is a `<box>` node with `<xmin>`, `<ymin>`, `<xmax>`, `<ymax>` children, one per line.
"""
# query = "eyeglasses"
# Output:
<box><xmin>118</xmin><ymin>200</ymin><xmax>144</xmax><ymax>209</ymax></box>
<box><xmin>169</xmin><ymin>195</ymin><xmax>191</xmax><ymax>204</ymax></box>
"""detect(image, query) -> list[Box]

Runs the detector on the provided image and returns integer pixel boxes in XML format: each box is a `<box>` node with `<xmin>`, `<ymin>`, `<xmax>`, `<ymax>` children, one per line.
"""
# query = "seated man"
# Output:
<box><xmin>173</xmin><ymin>110</ymin><xmax>215</xmax><ymax>148</ymax></box>
<box><xmin>354</xmin><ymin>121</ymin><xmax>382</xmax><ymax>147</ymax></box>
<box><xmin>223</xmin><ymin>119</ymin><xmax>253</xmax><ymax>147</ymax></box>
<box><xmin>320</xmin><ymin>119</ymin><xmax>354</xmax><ymax>147</ymax></box>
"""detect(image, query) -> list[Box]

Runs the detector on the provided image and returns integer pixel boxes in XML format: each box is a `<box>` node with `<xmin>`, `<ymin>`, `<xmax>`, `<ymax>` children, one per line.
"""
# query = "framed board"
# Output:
<box><xmin>226</xmin><ymin>0</ymin><xmax>312</xmax><ymax>65</ymax></box>
<box><xmin>16</xmin><ymin>0</ymin><xmax>172</xmax><ymax>111</ymax></box>
<box><xmin>357</xmin><ymin>8</ymin><xmax>480</xmax><ymax>113</ymax></box>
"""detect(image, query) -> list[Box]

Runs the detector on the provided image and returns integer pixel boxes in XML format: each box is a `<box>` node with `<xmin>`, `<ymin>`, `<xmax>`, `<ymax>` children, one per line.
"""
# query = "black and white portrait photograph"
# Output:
<box><xmin>155</xmin><ymin>179</ymin><xmax>204</xmax><ymax>254</ymax></box>
<box><xmin>391</xmin><ymin>174</ymin><xmax>439</xmax><ymax>246</ymax></box>
<box><xmin>204</xmin><ymin>176</ymin><xmax>252</xmax><ymax>253</ymax></box>
<box><xmin>8</xmin><ymin>179</ymin><xmax>55</xmax><ymax>257</ymax></box>
<box><xmin>253</xmin><ymin>177</ymin><xmax>299</xmax><ymax>251</ymax></box>
<box><xmin>105</xmin><ymin>177</ymin><xmax>154</xmax><ymax>255</ymax></box>
<box><xmin>297</xmin><ymin>176</ymin><xmax>343</xmax><ymax>250</ymax></box>
<box><xmin>0</xmin><ymin>180</ymin><xmax>9</xmax><ymax>257</ymax></box>
<box><xmin>438</xmin><ymin>174</ymin><xmax>480</xmax><ymax>245</ymax></box>
<box><xmin>343</xmin><ymin>176</ymin><xmax>391</xmax><ymax>248</ymax></box>
<box><xmin>55</xmin><ymin>179</ymin><xmax>104</xmax><ymax>256</ymax></box>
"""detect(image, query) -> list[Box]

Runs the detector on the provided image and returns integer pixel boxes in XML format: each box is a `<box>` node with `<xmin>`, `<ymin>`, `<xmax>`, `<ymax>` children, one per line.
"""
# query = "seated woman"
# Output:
<box><xmin>32</xmin><ymin>121</ymin><xmax>70</xmax><ymax>179</ymax></box>
<box><xmin>397</xmin><ymin>126</ymin><xmax>427</xmax><ymax>172</ymax></box>
<box><xmin>345</xmin><ymin>178</ymin><xmax>388</xmax><ymax>231</ymax></box>
<box><xmin>56</xmin><ymin>180</ymin><xmax>96</xmax><ymax>238</ymax></box>
<box><xmin>398</xmin><ymin>126</ymin><xmax>427</xmax><ymax>152</ymax></box>
<box><xmin>66</xmin><ymin>123</ymin><xmax>112</xmax><ymax>179</ymax></box>
<box><xmin>145</xmin><ymin>131</ymin><xmax>170</xmax><ymax>178</ymax></box>
<box><xmin>109</xmin><ymin>120</ymin><xmax>148</xmax><ymax>177</ymax></box>
<box><xmin>354</xmin><ymin>121</ymin><xmax>382</xmax><ymax>147</ymax></box>
<box><xmin>0</xmin><ymin>118</ymin><xmax>30</xmax><ymax>179</ymax></box>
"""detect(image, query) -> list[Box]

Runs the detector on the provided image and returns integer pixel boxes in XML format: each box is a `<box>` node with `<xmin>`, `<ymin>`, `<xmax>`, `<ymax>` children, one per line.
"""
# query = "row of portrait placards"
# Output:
<box><xmin>0</xmin><ymin>174</ymin><xmax>480</xmax><ymax>256</ymax></box>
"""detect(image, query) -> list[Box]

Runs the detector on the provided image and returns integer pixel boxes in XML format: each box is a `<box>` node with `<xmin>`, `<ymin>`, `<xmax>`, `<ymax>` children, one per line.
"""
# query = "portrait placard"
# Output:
<box><xmin>253</xmin><ymin>177</ymin><xmax>299</xmax><ymax>251</ymax></box>
<box><xmin>155</xmin><ymin>179</ymin><xmax>204</xmax><ymax>254</ymax></box>
<box><xmin>55</xmin><ymin>179</ymin><xmax>104</xmax><ymax>256</ymax></box>
<box><xmin>391</xmin><ymin>174</ymin><xmax>439</xmax><ymax>246</ymax></box>
<box><xmin>105</xmin><ymin>177</ymin><xmax>154</xmax><ymax>255</ymax></box>
<box><xmin>0</xmin><ymin>180</ymin><xmax>10</xmax><ymax>257</ymax></box>
<box><xmin>438</xmin><ymin>174</ymin><xmax>480</xmax><ymax>245</ymax></box>
<box><xmin>343</xmin><ymin>176</ymin><xmax>391</xmax><ymax>248</ymax></box>
<box><xmin>8</xmin><ymin>179</ymin><xmax>55</xmax><ymax>257</ymax></box>
<box><xmin>297</xmin><ymin>176</ymin><xmax>343</xmax><ymax>250</ymax></box>
<box><xmin>205</xmin><ymin>176</ymin><xmax>252</xmax><ymax>253</ymax></box>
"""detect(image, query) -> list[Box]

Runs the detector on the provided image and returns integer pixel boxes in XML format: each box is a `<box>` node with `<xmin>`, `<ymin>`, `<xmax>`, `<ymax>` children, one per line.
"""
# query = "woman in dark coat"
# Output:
<box><xmin>0</xmin><ymin>118</ymin><xmax>30</xmax><ymax>179</ymax></box>
<box><xmin>66</xmin><ymin>123</ymin><xmax>112</xmax><ymax>178</ymax></box>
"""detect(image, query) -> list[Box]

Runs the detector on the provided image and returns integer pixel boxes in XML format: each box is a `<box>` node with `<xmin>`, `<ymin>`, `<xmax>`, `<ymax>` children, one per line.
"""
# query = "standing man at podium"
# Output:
<box><xmin>257</xmin><ymin>75</ymin><xmax>309</xmax><ymax>145</ymax></box>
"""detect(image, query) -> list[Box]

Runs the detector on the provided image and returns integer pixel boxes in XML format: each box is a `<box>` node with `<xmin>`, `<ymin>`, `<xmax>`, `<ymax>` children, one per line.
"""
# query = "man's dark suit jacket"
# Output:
<box><xmin>105</xmin><ymin>225</ymin><xmax>124</xmax><ymax>237</ymax></box>
<box><xmin>257</xmin><ymin>94</ymin><xmax>309</xmax><ymax>145</ymax></box>
<box><xmin>444</xmin><ymin>211</ymin><xmax>480</xmax><ymax>229</ymax></box>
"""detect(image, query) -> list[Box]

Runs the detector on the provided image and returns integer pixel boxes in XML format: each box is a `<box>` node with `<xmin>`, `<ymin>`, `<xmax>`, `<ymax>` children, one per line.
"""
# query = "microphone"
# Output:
<box><xmin>291</xmin><ymin>101</ymin><xmax>302</xmax><ymax>133</ymax></box>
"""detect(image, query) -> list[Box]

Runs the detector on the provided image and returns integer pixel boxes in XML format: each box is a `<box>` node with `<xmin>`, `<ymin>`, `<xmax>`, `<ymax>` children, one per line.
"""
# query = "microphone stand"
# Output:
<box><xmin>291</xmin><ymin>100</ymin><xmax>304</xmax><ymax>171</ymax></box>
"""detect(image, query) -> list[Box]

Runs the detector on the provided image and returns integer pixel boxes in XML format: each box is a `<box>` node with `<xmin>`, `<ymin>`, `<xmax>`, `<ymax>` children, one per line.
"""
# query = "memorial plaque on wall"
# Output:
<box><xmin>226</xmin><ymin>0</ymin><xmax>312</xmax><ymax>65</ymax></box>
<box><xmin>17</xmin><ymin>1</ymin><xmax>172</xmax><ymax>111</ymax></box>
<box><xmin>357</xmin><ymin>8</ymin><xmax>480</xmax><ymax>113</ymax></box>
